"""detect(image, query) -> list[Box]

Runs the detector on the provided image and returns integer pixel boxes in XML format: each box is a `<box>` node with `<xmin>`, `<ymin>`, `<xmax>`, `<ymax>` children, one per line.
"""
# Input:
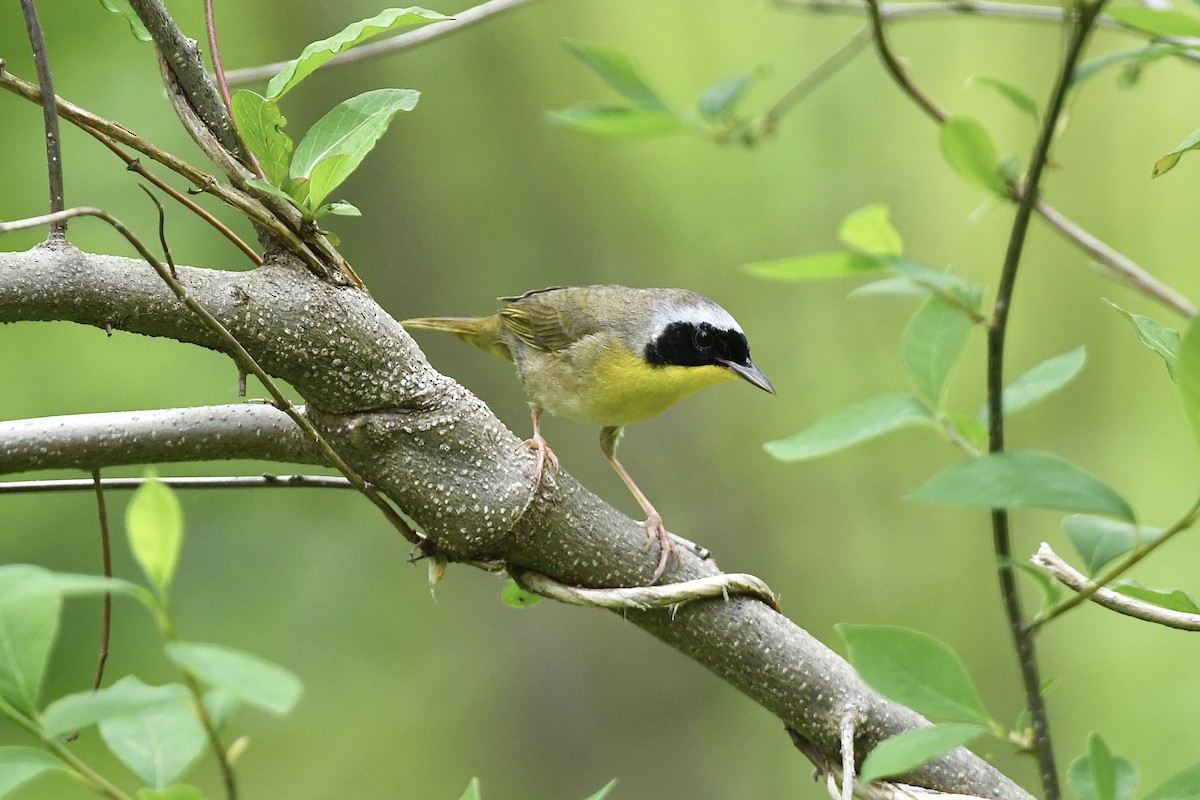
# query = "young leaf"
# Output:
<box><xmin>839</xmin><ymin>205</ymin><xmax>904</xmax><ymax>258</ymax></box>
<box><xmin>837</xmin><ymin>625</ymin><xmax>993</xmax><ymax>725</ymax></box>
<box><xmin>1013</xmin><ymin>561</ymin><xmax>1062</xmax><ymax>615</ymax></box>
<box><xmin>887</xmin><ymin>258</ymin><xmax>980</xmax><ymax>308</ymax></box>
<box><xmin>244</xmin><ymin>178</ymin><xmax>303</xmax><ymax>211</ymax></box>
<box><xmin>967</xmin><ymin>76</ymin><xmax>1039</xmax><ymax>124</ymax></box>
<box><xmin>909</xmin><ymin>451</ymin><xmax>1134</xmax><ymax>522</ymax></box>
<box><xmin>502</xmin><ymin>580</ymin><xmax>542</xmax><ymax>608</ymax></box>
<box><xmin>1062</xmin><ymin>515</ymin><xmax>1162</xmax><ymax>575</ymax></box>
<box><xmin>1154</xmin><ymin>126</ymin><xmax>1200</xmax><ymax>178</ymax></box>
<box><xmin>546</xmin><ymin>106</ymin><xmax>685</xmax><ymax>137</ymax></box>
<box><xmin>980</xmin><ymin>346</ymin><xmax>1086</xmax><ymax>422</ymax></box>
<box><xmin>763</xmin><ymin>394</ymin><xmax>936</xmax><ymax>462</ymax></box>
<box><xmin>562</xmin><ymin>40</ymin><xmax>666</xmax><ymax>109</ymax></box>
<box><xmin>850</xmin><ymin>276</ymin><xmax>930</xmax><ymax>298</ymax></box>
<box><xmin>902</xmin><ymin>295</ymin><xmax>974</xmax><ymax>407</ymax></box>
<box><xmin>458</xmin><ymin>777</ymin><xmax>482</xmax><ymax>800</ymax></box>
<box><xmin>0</xmin><ymin>565</ymin><xmax>61</xmax><ymax>715</ymax></box>
<box><xmin>1108</xmin><ymin>301</ymin><xmax>1179</xmax><ymax>380</ymax></box>
<box><xmin>1106</xmin><ymin>8</ymin><xmax>1200</xmax><ymax>39</ymax></box>
<box><xmin>940</xmin><ymin>117</ymin><xmax>1007</xmax><ymax>196</ymax></box>
<box><xmin>290</xmin><ymin>89</ymin><xmax>420</xmax><ymax>209</ymax></box>
<box><xmin>745</xmin><ymin>252</ymin><xmax>886</xmax><ymax>281</ymax></box>
<box><xmin>230</xmin><ymin>91</ymin><xmax>293</xmax><ymax>187</ymax></box>
<box><xmin>126</xmin><ymin>477</ymin><xmax>183</xmax><ymax>597</ymax></box>
<box><xmin>99</xmin><ymin>0</ymin><xmax>152</xmax><ymax>42</ymax></box>
<box><xmin>1073</xmin><ymin>44</ymin><xmax>1194</xmax><ymax>88</ymax></box>
<box><xmin>582</xmin><ymin>779</ymin><xmax>619</xmax><ymax>800</ymax></box>
<box><xmin>0</xmin><ymin>747</ymin><xmax>63</xmax><ymax>797</ymax></box>
<box><xmin>859</xmin><ymin>723</ymin><xmax>987</xmax><ymax>784</ymax></box>
<box><xmin>1111</xmin><ymin>581</ymin><xmax>1200</xmax><ymax>614</ymax></box>
<box><xmin>47</xmin><ymin>572</ymin><xmax>153</xmax><ymax>606</ymax></box>
<box><xmin>99</xmin><ymin>697</ymin><xmax>207</xmax><ymax>788</ymax></box>
<box><xmin>314</xmin><ymin>201</ymin><xmax>362</xmax><ymax>218</ymax></box>
<box><xmin>1143</xmin><ymin>761</ymin><xmax>1200</xmax><ymax>800</ymax></box>
<box><xmin>1068</xmin><ymin>734</ymin><xmax>1139</xmax><ymax>800</ymax></box>
<box><xmin>165</xmin><ymin>641</ymin><xmax>302</xmax><ymax>716</ymax></box>
<box><xmin>1176</xmin><ymin>316</ymin><xmax>1200</xmax><ymax>449</ymax></box>
<box><xmin>946</xmin><ymin>412</ymin><xmax>988</xmax><ymax>453</ymax></box>
<box><xmin>266</xmin><ymin>7</ymin><xmax>449</xmax><ymax>99</ymax></box>
<box><xmin>41</xmin><ymin>677</ymin><xmax>190</xmax><ymax>738</ymax></box>
<box><xmin>697</xmin><ymin>70</ymin><xmax>758</xmax><ymax>120</ymax></box>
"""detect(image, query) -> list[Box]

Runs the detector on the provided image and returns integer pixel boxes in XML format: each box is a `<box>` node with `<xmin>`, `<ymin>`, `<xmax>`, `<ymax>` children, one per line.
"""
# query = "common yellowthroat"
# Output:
<box><xmin>403</xmin><ymin>285</ymin><xmax>774</xmax><ymax>580</ymax></box>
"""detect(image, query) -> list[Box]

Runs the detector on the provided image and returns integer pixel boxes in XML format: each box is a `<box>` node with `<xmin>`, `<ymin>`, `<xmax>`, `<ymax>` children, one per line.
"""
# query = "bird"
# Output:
<box><xmin>402</xmin><ymin>285</ymin><xmax>775</xmax><ymax>581</ymax></box>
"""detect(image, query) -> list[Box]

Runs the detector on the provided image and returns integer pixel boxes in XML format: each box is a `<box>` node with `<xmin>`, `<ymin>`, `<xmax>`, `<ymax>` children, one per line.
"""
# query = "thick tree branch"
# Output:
<box><xmin>0</xmin><ymin>244</ymin><xmax>1031</xmax><ymax>800</ymax></box>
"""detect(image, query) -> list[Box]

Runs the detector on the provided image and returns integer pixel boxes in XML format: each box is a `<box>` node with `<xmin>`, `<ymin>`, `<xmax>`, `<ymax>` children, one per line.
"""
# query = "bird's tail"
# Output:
<box><xmin>401</xmin><ymin>315</ymin><xmax>512</xmax><ymax>361</ymax></box>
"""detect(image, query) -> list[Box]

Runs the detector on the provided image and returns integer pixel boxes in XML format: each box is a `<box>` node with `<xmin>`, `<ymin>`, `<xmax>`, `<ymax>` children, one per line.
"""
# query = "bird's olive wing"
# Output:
<box><xmin>498</xmin><ymin>290</ymin><xmax>592</xmax><ymax>353</ymax></box>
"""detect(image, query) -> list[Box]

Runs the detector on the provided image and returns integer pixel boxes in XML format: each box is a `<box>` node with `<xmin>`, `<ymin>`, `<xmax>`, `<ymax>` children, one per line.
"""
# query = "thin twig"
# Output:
<box><xmin>758</xmin><ymin>26</ymin><xmax>872</xmax><ymax>134</ymax></box>
<box><xmin>139</xmin><ymin>184</ymin><xmax>176</xmax><ymax>278</ymax></box>
<box><xmin>0</xmin><ymin>475</ymin><xmax>354</xmax><ymax>494</ymax></box>
<box><xmin>225</xmin><ymin>0</ymin><xmax>541</xmax><ymax>86</ymax></box>
<box><xmin>0</xmin><ymin>208</ymin><xmax>422</xmax><ymax>550</ymax></box>
<box><xmin>511</xmin><ymin>569</ymin><xmax>779</xmax><ymax>611</ymax></box>
<box><xmin>90</xmin><ymin>470</ymin><xmax>113</xmax><ymax>689</ymax></box>
<box><xmin>985</xmin><ymin>5</ymin><xmax>1107</xmax><ymax>799</ymax></box>
<box><xmin>1032</xmin><ymin>543</ymin><xmax>1200</xmax><ymax>630</ymax></box>
<box><xmin>1031</xmin><ymin>493</ymin><xmax>1200</xmax><ymax>629</ymax></box>
<box><xmin>19</xmin><ymin>0</ymin><xmax>66</xmax><ymax>237</ymax></box>
<box><xmin>203</xmin><ymin>0</ymin><xmax>234</xmax><ymax>115</ymax></box>
<box><xmin>865</xmin><ymin>0</ymin><xmax>948</xmax><ymax>122</ymax></box>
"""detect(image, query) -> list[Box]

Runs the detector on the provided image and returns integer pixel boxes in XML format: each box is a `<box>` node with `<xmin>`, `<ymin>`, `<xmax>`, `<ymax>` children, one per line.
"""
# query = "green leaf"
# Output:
<box><xmin>1177</xmin><ymin>316</ymin><xmax>1200</xmax><ymax>449</ymax></box>
<box><xmin>47</xmin><ymin>572</ymin><xmax>153</xmax><ymax>605</ymax></box>
<box><xmin>245</xmin><ymin>178</ymin><xmax>303</xmax><ymax>212</ymax></box>
<box><xmin>1143</xmin><ymin>761</ymin><xmax>1200</xmax><ymax>800</ymax></box>
<box><xmin>1014</xmin><ymin>561</ymin><xmax>1062</xmax><ymax>615</ymax></box>
<box><xmin>1107</xmin><ymin>7</ymin><xmax>1200</xmax><ymax>39</ymax></box>
<box><xmin>100</xmin><ymin>695</ymin><xmax>207</xmax><ymax>788</ymax></box>
<box><xmin>1073</xmin><ymin>44</ymin><xmax>1195</xmax><ymax>87</ymax></box>
<box><xmin>546</xmin><ymin>105</ymin><xmax>686</xmax><ymax>137</ymax></box>
<box><xmin>1154</xmin><ymin>126</ymin><xmax>1200</xmax><ymax>178</ymax></box>
<box><xmin>0</xmin><ymin>565</ymin><xmax>61</xmax><ymax>715</ymax></box>
<box><xmin>582</xmin><ymin>779</ymin><xmax>619</xmax><ymax>800</ymax></box>
<box><xmin>745</xmin><ymin>252</ymin><xmax>886</xmax><ymax>281</ymax></box>
<box><xmin>1068</xmin><ymin>734</ymin><xmax>1139</xmax><ymax>800</ymax></box>
<box><xmin>902</xmin><ymin>295</ymin><xmax>974</xmax><ymax>407</ymax></box>
<box><xmin>1111</xmin><ymin>580</ymin><xmax>1200</xmax><ymax>614</ymax></box>
<box><xmin>838</xmin><ymin>625</ymin><xmax>992</xmax><ymax>724</ymax></box>
<box><xmin>850</xmin><ymin>276</ymin><xmax>930</xmax><ymax>298</ymax></box>
<box><xmin>980</xmin><ymin>346</ymin><xmax>1086</xmax><ymax>422</ymax></box>
<box><xmin>859</xmin><ymin>723</ymin><xmax>987</xmax><ymax>784</ymax></box>
<box><xmin>290</xmin><ymin>89</ymin><xmax>420</xmax><ymax>208</ymax></box>
<box><xmin>137</xmin><ymin>787</ymin><xmax>209</xmax><ymax>800</ymax></box>
<box><xmin>839</xmin><ymin>205</ymin><xmax>904</xmax><ymax>258</ymax></box>
<box><xmin>697</xmin><ymin>70</ymin><xmax>758</xmax><ymax>120</ymax></box>
<box><xmin>887</xmin><ymin>258</ymin><xmax>981</xmax><ymax>308</ymax></box>
<box><xmin>940</xmin><ymin>117</ymin><xmax>1007</xmax><ymax>196</ymax></box>
<box><xmin>562</xmin><ymin>40</ymin><xmax>665</xmax><ymax>109</ymax></box>
<box><xmin>266</xmin><ymin>7</ymin><xmax>449</xmax><ymax>98</ymax></box>
<box><xmin>1062</xmin><ymin>515</ymin><xmax>1162</xmax><ymax>575</ymax></box>
<box><xmin>99</xmin><ymin>0</ymin><xmax>152</xmax><ymax>42</ymax></box>
<box><xmin>42</xmin><ymin>677</ymin><xmax>189</xmax><ymax>738</ymax></box>
<box><xmin>314</xmin><ymin>201</ymin><xmax>361</xmax><ymax>218</ymax></box>
<box><xmin>909</xmin><ymin>452</ymin><xmax>1134</xmax><ymax>521</ymax></box>
<box><xmin>231</xmin><ymin>91</ymin><xmax>293</xmax><ymax>187</ymax></box>
<box><xmin>502</xmin><ymin>580</ymin><xmax>542</xmax><ymax>608</ymax></box>
<box><xmin>967</xmin><ymin>76</ymin><xmax>1039</xmax><ymax>123</ymax></box>
<box><xmin>458</xmin><ymin>777</ymin><xmax>482</xmax><ymax>800</ymax></box>
<box><xmin>1108</xmin><ymin>301</ymin><xmax>1180</xmax><ymax>380</ymax></box>
<box><xmin>165</xmin><ymin>642</ymin><xmax>302</xmax><ymax>716</ymax></box>
<box><xmin>764</xmin><ymin>394</ymin><xmax>936</xmax><ymax>462</ymax></box>
<box><xmin>0</xmin><ymin>747</ymin><xmax>63</xmax><ymax>797</ymax></box>
<box><xmin>126</xmin><ymin>477</ymin><xmax>183</xmax><ymax>597</ymax></box>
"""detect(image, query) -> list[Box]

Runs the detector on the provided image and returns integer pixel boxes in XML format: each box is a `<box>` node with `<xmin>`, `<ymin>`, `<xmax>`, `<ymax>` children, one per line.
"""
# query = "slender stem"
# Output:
<box><xmin>758</xmin><ymin>26</ymin><xmax>872</xmax><ymax>134</ymax></box>
<box><xmin>1032</xmin><ymin>493</ymin><xmax>1200</xmax><ymax>628</ymax></box>
<box><xmin>985</xmin><ymin>5</ymin><xmax>1106</xmax><ymax>798</ymax></box>
<box><xmin>19</xmin><ymin>0</ymin><xmax>65</xmax><ymax>236</ymax></box>
<box><xmin>225</xmin><ymin>0</ymin><xmax>542</xmax><ymax>86</ymax></box>
<box><xmin>0</xmin><ymin>475</ymin><xmax>354</xmax><ymax>494</ymax></box>
<box><xmin>182</xmin><ymin>671</ymin><xmax>237</xmax><ymax>800</ymax></box>
<box><xmin>0</xmin><ymin>207</ymin><xmax>421</xmax><ymax>549</ymax></box>
<box><xmin>90</xmin><ymin>470</ymin><xmax>113</xmax><ymax>692</ymax></box>
<box><xmin>865</xmin><ymin>0</ymin><xmax>948</xmax><ymax>122</ymax></box>
<box><xmin>203</xmin><ymin>0</ymin><xmax>234</xmax><ymax>115</ymax></box>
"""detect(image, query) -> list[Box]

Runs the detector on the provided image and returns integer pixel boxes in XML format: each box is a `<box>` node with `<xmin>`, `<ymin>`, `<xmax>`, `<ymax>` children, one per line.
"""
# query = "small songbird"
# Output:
<box><xmin>402</xmin><ymin>285</ymin><xmax>775</xmax><ymax>580</ymax></box>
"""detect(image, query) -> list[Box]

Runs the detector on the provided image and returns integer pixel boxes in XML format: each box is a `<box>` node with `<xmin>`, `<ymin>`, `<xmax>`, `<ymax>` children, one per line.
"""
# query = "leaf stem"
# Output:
<box><xmin>19</xmin><ymin>0</ymin><xmax>66</xmax><ymax>237</ymax></box>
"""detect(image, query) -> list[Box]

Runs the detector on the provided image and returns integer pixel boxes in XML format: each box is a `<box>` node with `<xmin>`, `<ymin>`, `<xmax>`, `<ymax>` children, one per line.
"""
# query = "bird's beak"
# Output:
<box><xmin>719</xmin><ymin>359</ymin><xmax>776</xmax><ymax>394</ymax></box>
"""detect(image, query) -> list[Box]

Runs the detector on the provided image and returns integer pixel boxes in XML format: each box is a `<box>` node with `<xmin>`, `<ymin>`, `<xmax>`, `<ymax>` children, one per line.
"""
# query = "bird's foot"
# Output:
<box><xmin>641</xmin><ymin>513</ymin><xmax>677</xmax><ymax>584</ymax></box>
<box><xmin>519</xmin><ymin>433</ymin><xmax>560</xmax><ymax>493</ymax></box>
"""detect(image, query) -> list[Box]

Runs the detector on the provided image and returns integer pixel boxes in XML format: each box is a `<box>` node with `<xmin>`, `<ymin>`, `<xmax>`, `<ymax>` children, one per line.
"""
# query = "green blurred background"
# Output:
<box><xmin>3</xmin><ymin>1</ymin><xmax>1200</xmax><ymax>797</ymax></box>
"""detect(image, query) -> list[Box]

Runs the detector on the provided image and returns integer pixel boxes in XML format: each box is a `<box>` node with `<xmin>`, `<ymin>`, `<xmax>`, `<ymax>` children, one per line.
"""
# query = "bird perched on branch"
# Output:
<box><xmin>403</xmin><ymin>285</ymin><xmax>775</xmax><ymax>581</ymax></box>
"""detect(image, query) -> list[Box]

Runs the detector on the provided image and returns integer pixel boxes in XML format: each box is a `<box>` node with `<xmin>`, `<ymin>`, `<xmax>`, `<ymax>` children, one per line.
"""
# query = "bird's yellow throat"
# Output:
<box><xmin>585</xmin><ymin>347</ymin><xmax>736</xmax><ymax>426</ymax></box>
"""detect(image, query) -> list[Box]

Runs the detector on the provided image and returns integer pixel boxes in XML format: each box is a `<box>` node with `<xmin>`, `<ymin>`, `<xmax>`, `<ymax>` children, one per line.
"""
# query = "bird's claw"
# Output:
<box><xmin>641</xmin><ymin>513</ymin><xmax>677</xmax><ymax>583</ymax></box>
<box><xmin>520</xmin><ymin>434</ymin><xmax>559</xmax><ymax>493</ymax></box>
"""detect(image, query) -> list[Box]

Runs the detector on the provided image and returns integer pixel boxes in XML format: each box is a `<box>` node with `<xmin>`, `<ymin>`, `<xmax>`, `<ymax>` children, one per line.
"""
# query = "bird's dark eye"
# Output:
<box><xmin>694</xmin><ymin>327</ymin><xmax>714</xmax><ymax>350</ymax></box>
